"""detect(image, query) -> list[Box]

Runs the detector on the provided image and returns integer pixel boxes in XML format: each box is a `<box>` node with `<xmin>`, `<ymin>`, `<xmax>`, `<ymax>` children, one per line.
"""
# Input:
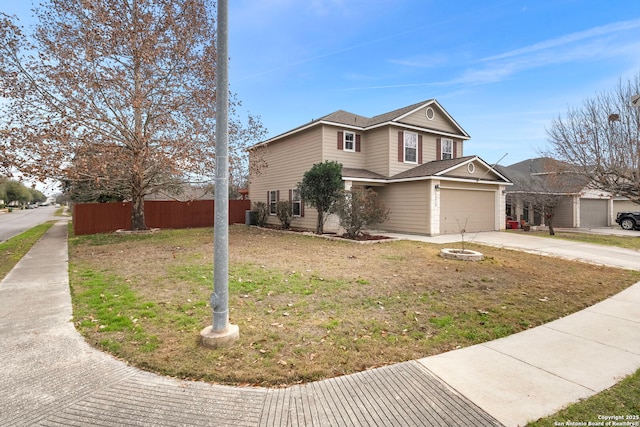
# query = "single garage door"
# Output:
<box><xmin>613</xmin><ymin>199</ymin><xmax>640</xmax><ymax>216</ymax></box>
<box><xmin>580</xmin><ymin>198</ymin><xmax>608</xmax><ymax>227</ymax></box>
<box><xmin>440</xmin><ymin>189</ymin><xmax>495</xmax><ymax>234</ymax></box>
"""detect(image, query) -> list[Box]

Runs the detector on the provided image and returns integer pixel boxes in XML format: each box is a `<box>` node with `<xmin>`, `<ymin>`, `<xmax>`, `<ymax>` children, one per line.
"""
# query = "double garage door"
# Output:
<box><xmin>440</xmin><ymin>189</ymin><xmax>495</xmax><ymax>234</ymax></box>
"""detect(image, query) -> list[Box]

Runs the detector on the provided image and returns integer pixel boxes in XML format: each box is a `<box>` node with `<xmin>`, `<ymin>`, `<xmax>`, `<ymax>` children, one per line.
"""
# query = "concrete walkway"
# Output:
<box><xmin>1</xmin><ymin>223</ymin><xmax>639</xmax><ymax>426</ymax></box>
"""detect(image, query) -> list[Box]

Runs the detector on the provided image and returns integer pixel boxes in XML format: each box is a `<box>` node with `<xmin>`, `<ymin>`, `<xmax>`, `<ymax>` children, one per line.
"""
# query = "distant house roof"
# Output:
<box><xmin>249</xmin><ymin>99</ymin><xmax>470</xmax><ymax>150</ymax></box>
<box><xmin>499</xmin><ymin>157</ymin><xmax>590</xmax><ymax>194</ymax></box>
<box><xmin>145</xmin><ymin>184</ymin><xmax>214</xmax><ymax>201</ymax></box>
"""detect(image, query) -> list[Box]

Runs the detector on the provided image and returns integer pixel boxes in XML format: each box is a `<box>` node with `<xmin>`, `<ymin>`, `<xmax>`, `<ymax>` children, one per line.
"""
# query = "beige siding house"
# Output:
<box><xmin>500</xmin><ymin>157</ymin><xmax>639</xmax><ymax>228</ymax></box>
<box><xmin>248</xmin><ymin>99</ymin><xmax>512</xmax><ymax>236</ymax></box>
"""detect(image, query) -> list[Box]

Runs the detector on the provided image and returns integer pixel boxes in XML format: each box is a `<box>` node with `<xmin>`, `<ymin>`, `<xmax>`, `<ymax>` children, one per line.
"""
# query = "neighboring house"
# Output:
<box><xmin>500</xmin><ymin>157</ymin><xmax>638</xmax><ymax>228</ymax></box>
<box><xmin>145</xmin><ymin>184</ymin><xmax>215</xmax><ymax>201</ymax></box>
<box><xmin>248</xmin><ymin>99</ymin><xmax>511</xmax><ymax>236</ymax></box>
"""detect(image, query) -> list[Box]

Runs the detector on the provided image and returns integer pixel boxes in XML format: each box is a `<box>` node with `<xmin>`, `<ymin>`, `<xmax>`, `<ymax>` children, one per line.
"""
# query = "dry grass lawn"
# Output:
<box><xmin>68</xmin><ymin>225</ymin><xmax>640</xmax><ymax>387</ymax></box>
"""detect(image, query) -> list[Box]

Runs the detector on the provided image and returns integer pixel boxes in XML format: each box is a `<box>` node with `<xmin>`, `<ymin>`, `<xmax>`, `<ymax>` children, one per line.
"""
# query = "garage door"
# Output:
<box><xmin>580</xmin><ymin>199</ymin><xmax>608</xmax><ymax>227</ymax></box>
<box><xmin>440</xmin><ymin>189</ymin><xmax>495</xmax><ymax>234</ymax></box>
<box><xmin>613</xmin><ymin>200</ymin><xmax>640</xmax><ymax>216</ymax></box>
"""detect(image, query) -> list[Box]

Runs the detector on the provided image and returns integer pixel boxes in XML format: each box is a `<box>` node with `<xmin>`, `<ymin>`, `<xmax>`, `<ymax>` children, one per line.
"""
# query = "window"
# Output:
<box><xmin>291</xmin><ymin>189</ymin><xmax>302</xmax><ymax>217</ymax></box>
<box><xmin>268</xmin><ymin>190</ymin><xmax>277</xmax><ymax>215</ymax></box>
<box><xmin>425</xmin><ymin>107</ymin><xmax>435</xmax><ymax>120</ymax></box>
<box><xmin>441</xmin><ymin>139</ymin><xmax>453</xmax><ymax>160</ymax></box>
<box><xmin>344</xmin><ymin>131</ymin><xmax>355</xmax><ymax>151</ymax></box>
<box><xmin>467</xmin><ymin>162</ymin><xmax>475</xmax><ymax>174</ymax></box>
<box><xmin>404</xmin><ymin>131</ymin><xmax>418</xmax><ymax>163</ymax></box>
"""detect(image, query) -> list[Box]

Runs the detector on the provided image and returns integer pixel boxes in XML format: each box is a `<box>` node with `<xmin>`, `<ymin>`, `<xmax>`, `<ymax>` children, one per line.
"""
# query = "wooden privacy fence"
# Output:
<box><xmin>73</xmin><ymin>200</ymin><xmax>252</xmax><ymax>235</ymax></box>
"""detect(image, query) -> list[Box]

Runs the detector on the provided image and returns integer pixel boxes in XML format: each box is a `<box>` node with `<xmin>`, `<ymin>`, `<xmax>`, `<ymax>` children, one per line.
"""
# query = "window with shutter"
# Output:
<box><xmin>290</xmin><ymin>188</ymin><xmax>302</xmax><ymax>217</ymax></box>
<box><xmin>403</xmin><ymin>131</ymin><xmax>418</xmax><ymax>163</ymax></box>
<box><xmin>268</xmin><ymin>190</ymin><xmax>278</xmax><ymax>215</ymax></box>
<box><xmin>441</xmin><ymin>139</ymin><xmax>453</xmax><ymax>160</ymax></box>
<box><xmin>344</xmin><ymin>131</ymin><xmax>355</xmax><ymax>151</ymax></box>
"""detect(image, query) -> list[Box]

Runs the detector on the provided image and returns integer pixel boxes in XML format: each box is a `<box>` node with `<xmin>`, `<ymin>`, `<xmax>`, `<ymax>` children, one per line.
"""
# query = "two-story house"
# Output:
<box><xmin>248</xmin><ymin>99</ymin><xmax>511</xmax><ymax>236</ymax></box>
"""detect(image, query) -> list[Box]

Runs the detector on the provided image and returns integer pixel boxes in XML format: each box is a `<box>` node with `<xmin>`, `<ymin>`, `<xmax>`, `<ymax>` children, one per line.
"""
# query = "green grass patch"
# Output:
<box><xmin>527</xmin><ymin>368</ymin><xmax>640</xmax><ymax>426</ymax></box>
<box><xmin>0</xmin><ymin>222</ymin><xmax>54</xmax><ymax>281</ymax></box>
<box><xmin>70</xmin><ymin>264</ymin><xmax>161</xmax><ymax>352</ymax></box>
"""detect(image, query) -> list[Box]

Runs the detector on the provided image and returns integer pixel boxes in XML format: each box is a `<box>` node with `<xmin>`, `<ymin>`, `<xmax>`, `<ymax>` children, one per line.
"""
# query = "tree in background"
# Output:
<box><xmin>546</xmin><ymin>73</ymin><xmax>640</xmax><ymax>202</ymax></box>
<box><xmin>297</xmin><ymin>161</ymin><xmax>343</xmax><ymax>234</ymax></box>
<box><xmin>331</xmin><ymin>187</ymin><xmax>390</xmax><ymax>239</ymax></box>
<box><xmin>0</xmin><ymin>1</ymin><xmax>265</xmax><ymax>230</ymax></box>
<box><xmin>0</xmin><ymin>178</ymin><xmax>6</xmax><ymax>206</ymax></box>
<box><xmin>0</xmin><ymin>179</ymin><xmax>36</xmax><ymax>206</ymax></box>
<box><xmin>29</xmin><ymin>188</ymin><xmax>47</xmax><ymax>205</ymax></box>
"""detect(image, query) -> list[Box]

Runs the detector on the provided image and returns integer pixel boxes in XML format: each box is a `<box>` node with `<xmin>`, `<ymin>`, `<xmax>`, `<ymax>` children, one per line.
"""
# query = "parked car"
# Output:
<box><xmin>615</xmin><ymin>211</ymin><xmax>640</xmax><ymax>230</ymax></box>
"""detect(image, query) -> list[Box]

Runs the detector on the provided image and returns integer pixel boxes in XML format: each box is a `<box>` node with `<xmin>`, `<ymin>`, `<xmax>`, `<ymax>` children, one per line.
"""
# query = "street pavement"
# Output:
<box><xmin>1</xmin><ymin>223</ymin><xmax>639</xmax><ymax>426</ymax></box>
<box><xmin>0</xmin><ymin>205</ymin><xmax>59</xmax><ymax>242</ymax></box>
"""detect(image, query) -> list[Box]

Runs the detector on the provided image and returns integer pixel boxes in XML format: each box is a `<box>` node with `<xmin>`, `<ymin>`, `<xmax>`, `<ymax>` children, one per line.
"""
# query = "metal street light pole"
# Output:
<box><xmin>200</xmin><ymin>0</ymin><xmax>239</xmax><ymax>347</ymax></box>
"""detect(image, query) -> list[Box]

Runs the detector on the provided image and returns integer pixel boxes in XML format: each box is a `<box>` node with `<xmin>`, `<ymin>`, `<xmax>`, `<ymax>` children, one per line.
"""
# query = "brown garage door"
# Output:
<box><xmin>440</xmin><ymin>189</ymin><xmax>495</xmax><ymax>234</ymax></box>
<box><xmin>580</xmin><ymin>199</ymin><xmax>608</xmax><ymax>227</ymax></box>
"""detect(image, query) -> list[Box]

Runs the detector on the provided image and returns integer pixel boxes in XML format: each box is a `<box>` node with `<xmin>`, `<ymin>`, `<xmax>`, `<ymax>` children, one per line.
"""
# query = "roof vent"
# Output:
<box><xmin>425</xmin><ymin>107</ymin><xmax>435</xmax><ymax>120</ymax></box>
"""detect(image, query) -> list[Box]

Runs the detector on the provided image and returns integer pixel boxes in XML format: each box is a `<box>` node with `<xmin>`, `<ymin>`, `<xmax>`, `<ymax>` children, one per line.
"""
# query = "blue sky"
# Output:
<box><xmin>226</xmin><ymin>0</ymin><xmax>640</xmax><ymax>166</ymax></box>
<box><xmin>4</xmin><ymin>0</ymin><xmax>640</xmax><ymax>167</ymax></box>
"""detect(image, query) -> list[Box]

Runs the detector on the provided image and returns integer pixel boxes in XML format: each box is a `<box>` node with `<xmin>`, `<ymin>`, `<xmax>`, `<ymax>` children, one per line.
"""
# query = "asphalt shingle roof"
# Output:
<box><xmin>500</xmin><ymin>157</ymin><xmax>590</xmax><ymax>193</ymax></box>
<box><xmin>391</xmin><ymin>156</ymin><xmax>476</xmax><ymax>180</ymax></box>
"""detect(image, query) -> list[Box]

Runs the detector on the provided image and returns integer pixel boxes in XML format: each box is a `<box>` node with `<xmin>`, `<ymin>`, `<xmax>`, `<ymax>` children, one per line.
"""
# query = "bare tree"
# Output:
<box><xmin>0</xmin><ymin>1</ymin><xmax>265</xmax><ymax>230</ymax></box>
<box><xmin>546</xmin><ymin>73</ymin><xmax>640</xmax><ymax>203</ymax></box>
<box><xmin>504</xmin><ymin>158</ymin><xmax>588</xmax><ymax>235</ymax></box>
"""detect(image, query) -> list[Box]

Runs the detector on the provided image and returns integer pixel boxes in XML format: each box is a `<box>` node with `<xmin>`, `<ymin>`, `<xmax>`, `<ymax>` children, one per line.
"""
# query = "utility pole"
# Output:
<box><xmin>200</xmin><ymin>0</ymin><xmax>239</xmax><ymax>348</ymax></box>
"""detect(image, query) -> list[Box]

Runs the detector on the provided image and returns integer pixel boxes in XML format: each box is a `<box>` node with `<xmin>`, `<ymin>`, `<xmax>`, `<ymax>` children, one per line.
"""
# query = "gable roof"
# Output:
<box><xmin>390</xmin><ymin>156</ymin><xmax>476</xmax><ymax>180</ymax></box>
<box><xmin>250</xmin><ymin>99</ymin><xmax>470</xmax><ymax>149</ymax></box>
<box><xmin>343</xmin><ymin>156</ymin><xmax>511</xmax><ymax>185</ymax></box>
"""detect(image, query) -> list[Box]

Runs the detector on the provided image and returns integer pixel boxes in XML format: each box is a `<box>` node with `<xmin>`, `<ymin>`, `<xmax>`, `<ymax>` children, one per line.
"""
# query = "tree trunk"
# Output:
<box><xmin>130</xmin><ymin>172</ymin><xmax>146</xmax><ymax>231</ymax></box>
<box><xmin>130</xmin><ymin>4</ymin><xmax>146</xmax><ymax>232</ymax></box>
<box><xmin>131</xmin><ymin>193</ymin><xmax>146</xmax><ymax>230</ymax></box>
<box><xmin>316</xmin><ymin>209</ymin><xmax>323</xmax><ymax>234</ymax></box>
<box><xmin>546</xmin><ymin>214</ymin><xmax>555</xmax><ymax>236</ymax></box>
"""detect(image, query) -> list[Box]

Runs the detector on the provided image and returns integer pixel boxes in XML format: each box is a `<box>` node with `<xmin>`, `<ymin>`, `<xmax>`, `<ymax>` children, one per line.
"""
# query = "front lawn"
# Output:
<box><xmin>68</xmin><ymin>225</ymin><xmax>639</xmax><ymax>386</ymax></box>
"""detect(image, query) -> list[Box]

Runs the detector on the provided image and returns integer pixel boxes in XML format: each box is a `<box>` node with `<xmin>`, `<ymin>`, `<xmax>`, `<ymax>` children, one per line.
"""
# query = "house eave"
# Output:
<box><xmin>343</xmin><ymin>175</ymin><xmax>511</xmax><ymax>186</ymax></box>
<box><xmin>434</xmin><ymin>156</ymin><xmax>512</xmax><ymax>183</ymax></box>
<box><xmin>343</xmin><ymin>177</ymin><xmax>389</xmax><ymax>184</ymax></box>
<box><xmin>506</xmin><ymin>190</ymin><xmax>577</xmax><ymax>195</ymax></box>
<box><xmin>248</xmin><ymin>112</ymin><xmax>472</xmax><ymax>151</ymax></box>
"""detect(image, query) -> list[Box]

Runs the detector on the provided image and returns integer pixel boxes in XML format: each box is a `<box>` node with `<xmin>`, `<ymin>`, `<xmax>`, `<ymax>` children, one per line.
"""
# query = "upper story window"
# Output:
<box><xmin>337</xmin><ymin>131</ymin><xmax>360</xmax><ymax>152</ymax></box>
<box><xmin>441</xmin><ymin>138</ymin><xmax>453</xmax><ymax>160</ymax></box>
<box><xmin>404</xmin><ymin>131</ymin><xmax>418</xmax><ymax>163</ymax></box>
<box><xmin>344</xmin><ymin>131</ymin><xmax>355</xmax><ymax>152</ymax></box>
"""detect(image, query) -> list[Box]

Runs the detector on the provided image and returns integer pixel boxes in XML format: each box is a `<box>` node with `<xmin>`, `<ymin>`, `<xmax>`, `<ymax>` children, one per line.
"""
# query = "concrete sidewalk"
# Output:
<box><xmin>1</xmin><ymin>223</ymin><xmax>639</xmax><ymax>426</ymax></box>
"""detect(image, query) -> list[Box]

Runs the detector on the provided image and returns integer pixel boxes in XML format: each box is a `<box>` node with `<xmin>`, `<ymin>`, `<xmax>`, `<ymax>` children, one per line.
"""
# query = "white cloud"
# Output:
<box><xmin>479</xmin><ymin>18</ymin><xmax>640</xmax><ymax>63</ymax></box>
